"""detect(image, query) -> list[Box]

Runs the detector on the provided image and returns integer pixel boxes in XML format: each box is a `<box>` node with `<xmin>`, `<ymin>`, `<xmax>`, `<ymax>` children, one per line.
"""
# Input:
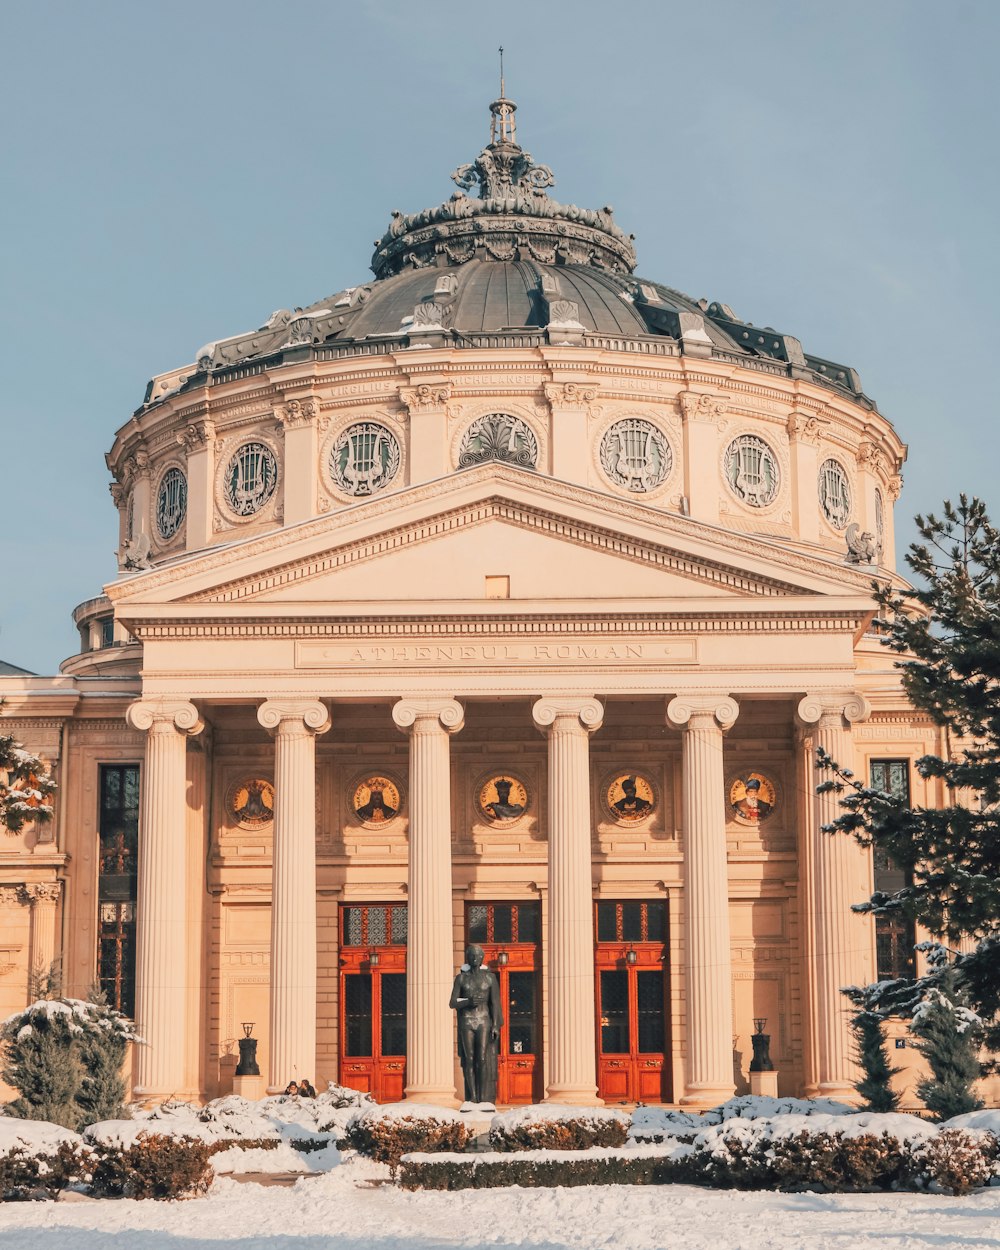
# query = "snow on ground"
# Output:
<box><xmin>0</xmin><ymin>1151</ymin><xmax>999</xmax><ymax>1250</ymax></box>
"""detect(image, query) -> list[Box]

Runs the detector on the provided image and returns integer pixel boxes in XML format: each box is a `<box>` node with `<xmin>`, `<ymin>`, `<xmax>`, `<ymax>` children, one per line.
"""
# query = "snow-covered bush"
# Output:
<box><xmin>400</xmin><ymin>1147</ymin><xmax>679</xmax><ymax>1191</ymax></box>
<box><xmin>488</xmin><ymin>1105</ymin><xmax>629</xmax><ymax>1151</ymax></box>
<box><xmin>89</xmin><ymin>1133</ymin><xmax>212</xmax><ymax>1200</ymax></box>
<box><xmin>1</xmin><ymin>995</ymin><xmax>139</xmax><ymax>1129</ymax></box>
<box><xmin>347</xmin><ymin>1104</ymin><xmax>470</xmax><ymax>1174</ymax></box>
<box><xmin>629</xmin><ymin>1096</ymin><xmax>855</xmax><ymax>1143</ymax></box>
<box><xmin>903</xmin><ymin>1128</ymin><xmax>999</xmax><ymax>1195</ymax></box>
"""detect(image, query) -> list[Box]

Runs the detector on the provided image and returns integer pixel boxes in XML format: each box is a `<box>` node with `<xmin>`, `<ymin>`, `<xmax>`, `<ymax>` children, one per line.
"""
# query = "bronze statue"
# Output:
<box><xmin>450</xmin><ymin>943</ymin><xmax>503</xmax><ymax>1105</ymax></box>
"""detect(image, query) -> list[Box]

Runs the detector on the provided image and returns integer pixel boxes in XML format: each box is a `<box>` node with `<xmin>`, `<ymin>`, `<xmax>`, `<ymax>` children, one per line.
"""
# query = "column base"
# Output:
<box><xmin>543</xmin><ymin>1085</ymin><xmax>604</xmax><ymax>1107</ymax></box>
<box><xmin>749</xmin><ymin>1071</ymin><xmax>779</xmax><ymax>1098</ymax></box>
<box><xmin>815</xmin><ymin>1080</ymin><xmax>861</xmax><ymax>1104</ymax></box>
<box><xmin>403</xmin><ymin>1085</ymin><xmax>460</xmax><ymax>1108</ymax></box>
<box><xmin>680</xmin><ymin>1082</ymin><xmax>735</xmax><ymax>1110</ymax></box>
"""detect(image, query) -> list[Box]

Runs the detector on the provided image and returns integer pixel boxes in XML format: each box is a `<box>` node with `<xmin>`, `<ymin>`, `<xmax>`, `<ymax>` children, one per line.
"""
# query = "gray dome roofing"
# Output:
<box><xmin>147</xmin><ymin>97</ymin><xmax>872</xmax><ymax>411</ymax></box>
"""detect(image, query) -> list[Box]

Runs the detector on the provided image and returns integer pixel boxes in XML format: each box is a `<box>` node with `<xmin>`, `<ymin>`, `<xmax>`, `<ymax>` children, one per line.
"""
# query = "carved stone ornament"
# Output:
<box><xmin>227</xmin><ymin>778</ymin><xmax>275</xmax><ymax>830</ymax></box>
<box><xmin>818</xmin><ymin>458</ymin><xmax>852</xmax><ymax>530</ymax></box>
<box><xmin>599</xmin><ymin>418</ymin><xmax>672</xmax><ymax>493</ymax></box>
<box><xmin>845</xmin><ymin>522</ymin><xmax>879</xmax><ymax>565</ymax></box>
<box><xmin>544</xmin><ymin>382</ymin><xmax>599</xmax><ymax>410</ymax></box>
<box><xmin>887</xmin><ymin>473</ymin><xmax>903</xmax><ymax>502</ymax></box>
<box><xmin>351</xmin><ymin>774</ymin><xmax>402</xmax><ymax>827</ymax></box>
<box><xmin>458</xmin><ymin>412</ymin><xmax>537</xmax><ymax>469</ymax></box>
<box><xmin>477</xmin><ymin>772</ymin><xmax>529</xmax><ymax>825</ymax></box>
<box><xmin>786</xmin><ymin>412</ymin><xmax>822</xmax><ymax>444</ymax></box>
<box><xmin>603</xmin><ymin>772</ymin><xmax>657</xmax><ymax>824</ymax></box>
<box><xmin>679</xmin><ymin>392</ymin><xmax>727</xmax><ymax>423</ymax></box>
<box><xmin>723</xmin><ymin>434</ymin><xmax>781</xmax><ymax>508</ymax></box>
<box><xmin>728</xmin><ymin>771</ymin><xmax>778</xmax><ymax>826</ymax></box>
<box><xmin>329</xmin><ymin>422</ymin><xmax>401</xmax><ymax>497</ymax></box>
<box><xmin>399</xmin><ymin>384</ymin><xmax>452</xmax><ymax>412</ymax></box>
<box><xmin>178</xmin><ymin>422</ymin><xmax>210</xmax><ymax>451</ymax></box>
<box><xmin>276</xmin><ymin>397</ymin><xmax>320</xmax><ymax>428</ymax></box>
<box><xmin>223</xmin><ymin>441</ymin><xmax>279</xmax><ymax>517</ymax></box>
<box><xmin>856</xmin><ymin>438</ymin><xmax>885</xmax><ymax>475</ymax></box>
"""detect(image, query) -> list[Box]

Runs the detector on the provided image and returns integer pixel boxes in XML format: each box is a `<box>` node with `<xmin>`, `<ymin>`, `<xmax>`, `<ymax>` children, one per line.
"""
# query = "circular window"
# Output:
<box><xmin>329</xmin><ymin>423</ymin><xmax>400</xmax><ymax>496</ymax></box>
<box><xmin>599</xmin><ymin>419</ymin><xmax>672</xmax><ymax>492</ymax></box>
<box><xmin>224</xmin><ymin>442</ymin><xmax>278</xmax><ymax>517</ymax></box>
<box><xmin>156</xmin><ymin>467</ymin><xmax>187</xmax><ymax>539</ymax></box>
<box><xmin>458</xmin><ymin>413</ymin><xmax>537</xmax><ymax>468</ymax></box>
<box><xmin>819</xmin><ymin>458</ymin><xmax>852</xmax><ymax>529</ymax></box>
<box><xmin>723</xmin><ymin>435</ymin><xmax>780</xmax><ymax>507</ymax></box>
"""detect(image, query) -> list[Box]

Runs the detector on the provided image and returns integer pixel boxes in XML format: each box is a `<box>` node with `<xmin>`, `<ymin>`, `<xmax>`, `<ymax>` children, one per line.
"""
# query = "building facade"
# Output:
<box><xmin>1</xmin><ymin>97</ymin><xmax>969</xmax><ymax>1108</ymax></box>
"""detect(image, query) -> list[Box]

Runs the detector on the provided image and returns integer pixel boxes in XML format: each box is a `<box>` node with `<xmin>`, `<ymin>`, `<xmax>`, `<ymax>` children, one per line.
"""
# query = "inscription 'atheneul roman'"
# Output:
<box><xmin>344</xmin><ymin>643</ymin><xmax>644</xmax><ymax>663</ymax></box>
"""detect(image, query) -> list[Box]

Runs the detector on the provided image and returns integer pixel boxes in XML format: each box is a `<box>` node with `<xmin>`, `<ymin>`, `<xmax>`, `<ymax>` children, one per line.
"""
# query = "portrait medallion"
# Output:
<box><xmin>352</xmin><ymin>775</ymin><xmax>402</xmax><ymax>826</ymax></box>
<box><xmin>227</xmin><ymin>778</ymin><xmax>275</xmax><ymax>829</ymax></box>
<box><xmin>604</xmin><ymin>773</ymin><xmax>656</xmax><ymax>824</ymax></box>
<box><xmin>729</xmin><ymin>772</ymin><xmax>778</xmax><ymax>825</ymax></box>
<box><xmin>477</xmin><ymin>773</ymin><xmax>529</xmax><ymax>824</ymax></box>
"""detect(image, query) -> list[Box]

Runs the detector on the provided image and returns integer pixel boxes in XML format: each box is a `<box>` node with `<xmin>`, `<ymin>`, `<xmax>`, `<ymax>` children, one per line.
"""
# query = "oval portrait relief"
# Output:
<box><xmin>604</xmin><ymin>773</ymin><xmax>656</xmax><ymax>824</ymax></box>
<box><xmin>352</xmin><ymin>775</ymin><xmax>401</xmax><ymax>826</ymax></box>
<box><xmin>729</xmin><ymin>772</ymin><xmax>778</xmax><ymax>825</ymax></box>
<box><xmin>477</xmin><ymin>774</ymin><xmax>529</xmax><ymax>824</ymax></box>
<box><xmin>228</xmin><ymin>778</ymin><xmax>275</xmax><ymax>829</ymax></box>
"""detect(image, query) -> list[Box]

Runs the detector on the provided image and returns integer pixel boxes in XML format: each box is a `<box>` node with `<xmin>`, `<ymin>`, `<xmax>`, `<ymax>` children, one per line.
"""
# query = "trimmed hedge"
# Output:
<box><xmin>0</xmin><ymin>1142</ymin><xmax>90</xmax><ymax>1200</ymax></box>
<box><xmin>401</xmin><ymin>1126</ymin><xmax>1000</xmax><ymax>1196</ymax></box>
<box><xmin>488</xmin><ymin>1110</ymin><xmax>629</xmax><ymax>1152</ymax></box>
<box><xmin>347</xmin><ymin>1112</ymin><xmax>470</xmax><ymax>1175</ymax></box>
<box><xmin>90</xmin><ymin>1134</ymin><xmax>212</xmax><ymax>1200</ymax></box>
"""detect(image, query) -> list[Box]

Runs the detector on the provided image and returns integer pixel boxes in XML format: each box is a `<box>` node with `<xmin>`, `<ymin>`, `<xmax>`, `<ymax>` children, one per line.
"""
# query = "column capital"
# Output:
<box><xmin>796</xmin><ymin>692</ymin><xmax>871</xmax><ymax>730</ymax></box>
<box><xmin>257</xmin><ymin>700</ymin><xmax>331</xmax><ymax>737</ymax></box>
<box><xmin>531</xmin><ymin>697</ymin><xmax>604</xmax><ymax>734</ymax></box>
<box><xmin>666</xmin><ymin>693</ymin><xmax>739</xmax><ymax>731</ymax></box>
<box><xmin>126</xmin><ymin>699</ymin><xmax>204</xmax><ymax>736</ymax></box>
<box><xmin>391</xmin><ymin>697</ymin><xmax>464</xmax><ymax>734</ymax></box>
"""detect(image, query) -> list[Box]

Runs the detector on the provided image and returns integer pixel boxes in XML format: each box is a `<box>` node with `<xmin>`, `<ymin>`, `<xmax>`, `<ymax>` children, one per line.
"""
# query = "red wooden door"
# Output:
<box><xmin>595</xmin><ymin>901</ymin><xmax>670</xmax><ymax>1104</ymax></box>
<box><xmin>339</xmin><ymin>904</ymin><xmax>407</xmax><ymax>1103</ymax></box>
<box><xmin>466</xmin><ymin>902</ymin><xmax>542</xmax><ymax>1104</ymax></box>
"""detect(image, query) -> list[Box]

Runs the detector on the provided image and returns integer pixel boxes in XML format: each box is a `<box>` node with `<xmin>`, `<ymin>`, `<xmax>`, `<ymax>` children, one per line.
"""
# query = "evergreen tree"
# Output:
<box><xmin>0</xmin><ymin>716</ymin><xmax>56</xmax><ymax>834</ymax></box>
<box><xmin>1</xmin><ymin>1003</ymin><xmax>85</xmax><ymax>1129</ymax></box>
<box><xmin>910</xmin><ymin>961</ymin><xmax>984</xmax><ymax>1121</ymax></box>
<box><xmin>843</xmin><ymin>986</ymin><xmax>901</xmax><ymax>1112</ymax></box>
<box><xmin>75</xmin><ymin>990</ymin><xmax>131</xmax><ymax>1125</ymax></box>
<box><xmin>817</xmin><ymin>495</ymin><xmax>1000</xmax><ymax>1053</ymax></box>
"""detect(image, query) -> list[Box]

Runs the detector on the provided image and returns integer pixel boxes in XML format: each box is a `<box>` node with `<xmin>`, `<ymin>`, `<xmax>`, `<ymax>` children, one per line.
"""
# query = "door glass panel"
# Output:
<box><xmin>597</xmin><ymin>902</ymin><xmax>617</xmax><ymax>943</ymax></box>
<box><xmin>600</xmin><ymin>970</ymin><xmax>630</xmax><ymax>1053</ymax></box>
<box><xmin>622</xmin><ymin>903</ymin><xmax>643</xmax><ymax>942</ymax></box>
<box><xmin>636</xmin><ymin>970</ymin><xmax>665</xmax><ymax>1053</ymax></box>
<box><xmin>344</xmin><ymin>974</ymin><xmax>372</xmax><ymax>1056</ymax></box>
<box><xmin>507</xmin><ymin>971</ymin><xmax>536</xmax><ymax>1055</ymax></box>
<box><xmin>468</xmin><ymin>905</ymin><xmax>488</xmax><ymax>943</ymax></box>
<box><xmin>517</xmin><ymin>903</ymin><xmax>540</xmax><ymax>944</ymax></box>
<box><xmin>493</xmin><ymin>906</ymin><xmax>513</xmax><ymax>944</ymax></box>
<box><xmin>342</xmin><ymin>907</ymin><xmax>364</xmax><ymax>946</ymax></box>
<box><xmin>390</xmin><ymin>905</ymin><xmax>408</xmax><ymax>945</ymax></box>
<box><xmin>380</xmin><ymin>973</ymin><xmax>407</xmax><ymax>1056</ymax></box>
<box><xmin>367</xmin><ymin>907</ymin><xmax>388</xmax><ymax>946</ymax></box>
<box><xmin>646</xmin><ymin>903</ymin><xmax>666</xmax><ymax>943</ymax></box>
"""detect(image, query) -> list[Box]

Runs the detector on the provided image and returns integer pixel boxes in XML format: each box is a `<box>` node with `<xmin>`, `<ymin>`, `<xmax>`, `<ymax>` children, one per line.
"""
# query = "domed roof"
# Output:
<box><xmin>153</xmin><ymin>96</ymin><xmax>871</xmax><ymax>411</ymax></box>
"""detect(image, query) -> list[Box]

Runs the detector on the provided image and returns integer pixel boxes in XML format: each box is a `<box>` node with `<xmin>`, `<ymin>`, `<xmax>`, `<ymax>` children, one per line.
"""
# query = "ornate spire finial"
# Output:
<box><xmin>490</xmin><ymin>47</ymin><xmax>516</xmax><ymax>147</ymax></box>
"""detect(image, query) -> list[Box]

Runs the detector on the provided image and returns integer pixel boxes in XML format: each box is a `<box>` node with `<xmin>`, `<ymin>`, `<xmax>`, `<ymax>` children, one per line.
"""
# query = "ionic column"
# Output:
<box><xmin>126</xmin><ymin>700</ymin><xmax>204</xmax><ymax>1100</ymax></box>
<box><xmin>666</xmin><ymin>693</ymin><xmax>739</xmax><ymax>1107</ymax></box>
<box><xmin>257</xmin><ymin>700</ymin><xmax>331</xmax><ymax>1093</ymax></box>
<box><xmin>532</xmin><ymin>696</ymin><xmax>604</xmax><ymax>1104</ymax></box>
<box><xmin>796</xmin><ymin>693</ymin><xmax>874</xmax><ymax>1097</ymax></box>
<box><xmin>24</xmin><ymin>883</ymin><xmax>61</xmax><ymax>987</ymax></box>
<box><xmin>392</xmin><ymin>697</ymin><xmax>464</xmax><ymax>1103</ymax></box>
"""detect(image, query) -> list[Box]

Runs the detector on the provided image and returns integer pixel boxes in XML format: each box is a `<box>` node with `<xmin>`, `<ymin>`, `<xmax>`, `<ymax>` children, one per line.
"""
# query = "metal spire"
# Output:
<box><xmin>490</xmin><ymin>46</ymin><xmax>517</xmax><ymax>146</ymax></box>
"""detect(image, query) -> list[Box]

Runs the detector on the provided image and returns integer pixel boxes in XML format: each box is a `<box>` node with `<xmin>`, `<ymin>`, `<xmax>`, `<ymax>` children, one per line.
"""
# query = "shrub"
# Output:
<box><xmin>400</xmin><ymin>1151</ymin><xmax>678</xmax><ymax>1191</ymax></box>
<box><xmin>489</xmin><ymin>1108</ymin><xmax>629</xmax><ymax>1152</ymax></box>
<box><xmin>90</xmin><ymin>1133</ymin><xmax>212</xmax><ymax>1200</ymax></box>
<box><xmin>347</xmin><ymin>1108</ymin><xmax>470</xmax><ymax>1175</ymax></box>
<box><xmin>694</xmin><ymin>1130</ymin><xmax>908</xmax><ymax>1192</ymax></box>
<box><xmin>0</xmin><ymin>1141</ymin><xmax>91</xmax><ymax>1200</ymax></box>
<box><xmin>903</xmin><ymin>1128</ymin><xmax>999</xmax><ymax>1195</ymax></box>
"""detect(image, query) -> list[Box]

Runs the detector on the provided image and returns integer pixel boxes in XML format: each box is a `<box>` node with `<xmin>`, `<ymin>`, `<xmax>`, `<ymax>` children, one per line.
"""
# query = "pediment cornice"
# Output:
<box><xmin>105</xmin><ymin>462</ymin><xmax>883</xmax><ymax>608</ymax></box>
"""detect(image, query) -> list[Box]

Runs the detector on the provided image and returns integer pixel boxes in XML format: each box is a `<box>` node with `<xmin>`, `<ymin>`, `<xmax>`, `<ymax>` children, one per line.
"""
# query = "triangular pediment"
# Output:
<box><xmin>107</xmin><ymin>464</ymin><xmax>879</xmax><ymax>617</ymax></box>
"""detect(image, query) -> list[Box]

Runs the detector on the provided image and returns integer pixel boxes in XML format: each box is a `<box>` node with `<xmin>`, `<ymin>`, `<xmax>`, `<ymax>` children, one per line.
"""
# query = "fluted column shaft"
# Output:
<box><xmin>126</xmin><ymin>700</ymin><xmax>203</xmax><ymax>1100</ymax></box>
<box><xmin>667</xmin><ymin>694</ymin><xmax>739</xmax><ymax>1107</ymax></box>
<box><xmin>798</xmin><ymin>693</ymin><xmax>873</xmax><ymax>1096</ymax></box>
<box><xmin>25</xmin><ymin>884</ymin><xmax>61</xmax><ymax>987</ymax></box>
<box><xmin>393</xmin><ymin>698</ymin><xmax>464</xmax><ymax>1103</ymax></box>
<box><xmin>258</xmin><ymin>700</ymin><xmax>331</xmax><ymax>1093</ymax></box>
<box><xmin>533</xmin><ymin>697</ymin><xmax>604</xmax><ymax>1104</ymax></box>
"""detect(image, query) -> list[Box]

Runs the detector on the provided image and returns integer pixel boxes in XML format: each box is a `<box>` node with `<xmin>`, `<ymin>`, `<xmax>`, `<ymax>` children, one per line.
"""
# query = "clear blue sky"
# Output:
<box><xmin>2</xmin><ymin>0</ymin><xmax>998</xmax><ymax>673</ymax></box>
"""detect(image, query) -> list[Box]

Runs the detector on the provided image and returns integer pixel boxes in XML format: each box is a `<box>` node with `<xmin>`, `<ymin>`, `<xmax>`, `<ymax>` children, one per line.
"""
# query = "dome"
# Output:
<box><xmin>171</xmin><ymin>96</ymin><xmax>870</xmax><ymax>411</ymax></box>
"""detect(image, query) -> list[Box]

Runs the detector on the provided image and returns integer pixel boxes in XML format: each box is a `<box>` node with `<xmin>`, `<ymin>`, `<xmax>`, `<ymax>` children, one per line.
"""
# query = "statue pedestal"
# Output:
<box><xmin>750</xmin><ymin>1070</ymin><xmax>779</xmax><ymax>1098</ymax></box>
<box><xmin>232</xmin><ymin>1075</ymin><xmax>264</xmax><ymax>1100</ymax></box>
